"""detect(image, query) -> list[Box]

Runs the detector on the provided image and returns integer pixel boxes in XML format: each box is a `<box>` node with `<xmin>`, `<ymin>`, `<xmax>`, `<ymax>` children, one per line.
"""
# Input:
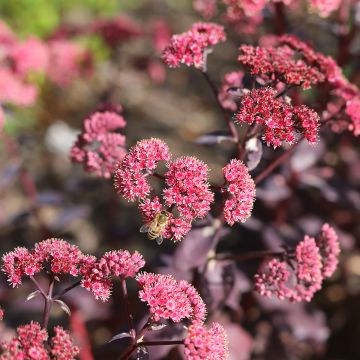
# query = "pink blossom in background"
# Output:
<box><xmin>235</xmin><ymin>88</ymin><xmax>319</xmax><ymax>147</ymax></box>
<box><xmin>0</xmin><ymin>20</ymin><xmax>16</xmax><ymax>46</ymax></box>
<box><xmin>223</xmin><ymin>0</ymin><xmax>267</xmax><ymax>17</ymax></box>
<box><xmin>222</xmin><ymin>159</ymin><xmax>256</xmax><ymax>225</ymax></box>
<box><xmin>114</xmin><ymin>138</ymin><xmax>171</xmax><ymax>201</ymax></box>
<box><xmin>90</xmin><ymin>15</ymin><xmax>141</xmax><ymax>47</ymax></box>
<box><xmin>345</xmin><ymin>98</ymin><xmax>360</xmax><ymax>136</ymax></box>
<box><xmin>70</xmin><ymin>109</ymin><xmax>127</xmax><ymax>178</ymax></box>
<box><xmin>309</xmin><ymin>0</ymin><xmax>341</xmax><ymax>17</ymax></box>
<box><xmin>50</xmin><ymin>326</ymin><xmax>80</xmax><ymax>360</ymax></box>
<box><xmin>316</xmin><ymin>223</ymin><xmax>340</xmax><ymax>278</ymax></box>
<box><xmin>9</xmin><ymin>37</ymin><xmax>49</xmax><ymax>76</ymax></box>
<box><xmin>184</xmin><ymin>322</ymin><xmax>228</xmax><ymax>360</ymax></box>
<box><xmin>81</xmin><ymin>250</ymin><xmax>145</xmax><ymax>301</ymax></box>
<box><xmin>162</xmin><ymin>22</ymin><xmax>226</xmax><ymax>70</ymax></box>
<box><xmin>0</xmin><ymin>106</ymin><xmax>4</xmax><ymax>131</ymax></box>
<box><xmin>136</xmin><ymin>272</ymin><xmax>206</xmax><ymax>323</ymax></box>
<box><xmin>255</xmin><ymin>225</ymin><xmax>340</xmax><ymax>302</ymax></box>
<box><xmin>151</xmin><ymin>20</ymin><xmax>172</xmax><ymax>53</ymax></box>
<box><xmin>0</xmin><ymin>68</ymin><xmax>38</xmax><ymax>106</ymax></box>
<box><xmin>193</xmin><ymin>0</ymin><xmax>218</xmax><ymax>19</ymax></box>
<box><xmin>47</xmin><ymin>40</ymin><xmax>91</xmax><ymax>87</ymax></box>
<box><xmin>218</xmin><ymin>71</ymin><xmax>244</xmax><ymax>111</ymax></box>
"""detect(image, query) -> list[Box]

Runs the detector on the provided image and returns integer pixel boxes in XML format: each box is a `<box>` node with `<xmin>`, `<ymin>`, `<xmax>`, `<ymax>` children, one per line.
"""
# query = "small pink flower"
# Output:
<box><xmin>163</xmin><ymin>22</ymin><xmax>226</xmax><ymax>70</ymax></box>
<box><xmin>193</xmin><ymin>0</ymin><xmax>218</xmax><ymax>19</ymax></box>
<box><xmin>81</xmin><ymin>250</ymin><xmax>145</xmax><ymax>301</ymax></box>
<box><xmin>222</xmin><ymin>159</ymin><xmax>256</xmax><ymax>225</ymax></box>
<box><xmin>50</xmin><ymin>326</ymin><xmax>79</xmax><ymax>360</ymax></box>
<box><xmin>115</xmin><ymin>138</ymin><xmax>171</xmax><ymax>201</ymax></box>
<box><xmin>70</xmin><ymin>108</ymin><xmax>127</xmax><ymax>178</ymax></box>
<box><xmin>184</xmin><ymin>322</ymin><xmax>228</xmax><ymax>360</ymax></box>
<box><xmin>316</xmin><ymin>223</ymin><xmax>340</xmax><ymax>278</ymax></box>
<box><xmin>309</xmin><ymin>0</ymin><xmax>341</xmax><ymax>17</ymax></box>
<box><xmin>136</xmin><ymin>272</ymin><xmax>206</xmax><ymax>323</ymax></box>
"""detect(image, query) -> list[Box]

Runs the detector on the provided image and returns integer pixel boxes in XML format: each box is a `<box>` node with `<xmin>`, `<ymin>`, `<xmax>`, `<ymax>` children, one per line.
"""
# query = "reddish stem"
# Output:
<box><xmin>212</xmin><ymin>250</ymin><xmax>285</xmax><ymax>262</ymax></box>
<box><xmin>53</xmin><ymin>280</ymin><xmax>81</xmax><ymax>300</ymax></box>
<box><xmin>41</xmin><ymin>276</ymin><xmax>55</xmax><ymax>329</ymax></box>
<box><xmin>121</xmin><ymin>277</ymin><xmax>136</xmax><ymax>341</ymax></box>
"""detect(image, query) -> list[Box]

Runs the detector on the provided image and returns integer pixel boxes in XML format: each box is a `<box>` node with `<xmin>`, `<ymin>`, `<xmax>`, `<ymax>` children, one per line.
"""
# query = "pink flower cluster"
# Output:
<box><xmin>255</xmin><ymin>224</ymin><xmax>340</xmax><ymax>302</ymax></box>
<box><xmin>0</xmin><ymin>322</ymin><xmax>78</xmax><ymax>360</ymax></box>
<box><xmin>184</xmin><ymin>322</ymin><xmax>228</xmax><ymax>360</ymax></box>
<box><xmin>162</xmin><ymin>22</ymin><xmax>226</xmax><ymax>70</ymax></box>
<box><xmin>309</xmin><ymin>0</ymin><xmax>341</xmax><ymax>17</ymax></box>
<box><xmin>70</xmin><ymin>107</ymin><xmax>127</xmax><ymax>178</ymax></box>
<box><xmin>136</xmin><ymin>272</ymin><xmax>206</xmax><ymax>323</ymax></box>
<box><xmin>115</xmin><ymin>139</ymin><xmax>214</xmax><ymax>241</ymax></box>
<box><xmin>2</xmin><ymin>238</ymin><xmax>86</xmax><ymax>287</ymax></box>
<box><xmin>218</xmin><ymin>71</ymin><xmax>245</xmax><ymax>111</ymax></box>
<box><xmin>81</xmin><ymin>250</ymin><xmax>145</xmax><ymax>301</ymax></box>
<box><xmin>235</xmin><ymin>88</ymin><xmax>320</xmax><ymax>147</ymax></box>
<box><xmin>222</xmin><ymin>159</ymin><xmax>256</xmax><ymax>225</ymax></box>
<box><xmin>1</xmin><ymin>239</ymin><xmax>145</xmax><ymax>302</ymax></box>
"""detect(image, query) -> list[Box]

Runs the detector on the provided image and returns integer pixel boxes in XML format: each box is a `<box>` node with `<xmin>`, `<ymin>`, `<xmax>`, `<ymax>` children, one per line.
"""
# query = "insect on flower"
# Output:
<box><xmin>140</xmin><ymin>210</ymin><xmax>170</xmax><ymax>245</ymax></box>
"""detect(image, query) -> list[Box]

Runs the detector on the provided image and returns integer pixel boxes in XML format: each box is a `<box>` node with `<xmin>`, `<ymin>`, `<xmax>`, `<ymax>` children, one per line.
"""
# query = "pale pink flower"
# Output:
<box><xmin>184</xmin><ymin>322</ymin><xmax>228</xmax><ymax>360</ymax></box>
<box><xmin>136</xmin><ymin>272</ymin><xmax>206</xmax><ymax>323</ymax></box>
<box><xmin>222</xmin><ymin>159</ymin><xmax>256</xmax><ymax>225</ymax></box>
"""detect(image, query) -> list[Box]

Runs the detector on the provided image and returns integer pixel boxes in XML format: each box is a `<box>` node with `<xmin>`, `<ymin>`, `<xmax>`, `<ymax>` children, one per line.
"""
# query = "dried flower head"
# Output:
<box><xmin>184</xmin><ymin>322</ymin><xmax>228</xmax><ymax>360</ymax></box>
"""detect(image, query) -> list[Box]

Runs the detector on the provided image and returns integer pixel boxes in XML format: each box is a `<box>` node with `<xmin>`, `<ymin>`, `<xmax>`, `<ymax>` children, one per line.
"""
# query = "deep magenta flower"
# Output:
<box><xmin>235</xmin><ymin>88</ymin><xmax>320</xmax><ymax>147</ymax></box>
<box><xmin>81</xmin><ymin>250</ymin><xmax>145</xmax><ymax>301</ymax></box>
<box><xmin>70</xmin><ymin>108</ymin><xmax>127</xmax><ymax>178</ymax></box>
<box><xmin>222</xmin><ymin>159</ymin><xmax>256</xmax><ymax>225</ymax></box>
<box><xmin>115</xmin><ymin>138</ymin><xmax>171</xmax><ymax>201</ymax></box>
<box><xmin>136</xmin><ymin>272</ymin><xmax>206</xmax><ymax>323</ymax></box>
<box><xmin>184</xmin><ymin>322</ymin><xmax>228</xmax><ymax>360</ymax></box>
<box><xmin>162</xmin><ymin>22</ymin><xmax>226</xmax><ymax>70</ymax></box>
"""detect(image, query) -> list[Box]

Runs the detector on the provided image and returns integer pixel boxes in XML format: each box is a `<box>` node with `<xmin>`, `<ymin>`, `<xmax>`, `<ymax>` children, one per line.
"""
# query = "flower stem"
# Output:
<box><xmin>121</xmin><ymin>277</ymin><xmax>136</xmax><ymax>341</ymax></box>
<box><xmin>41</xmin><ymin>276</ymin><xmax>55</xmax><ymax>329</ymax></box>
<box><xmin>53</xmin><ymin>280</ymin><xmax>81</xmax><ymax>300</ymax></box>
<box><xmin>141</xmin><ymin>340</ymin><xmax>184</xmax><ymax>346</ymax></box>
<box><xmin>211</xmin><ymin>250</ymin><xmax>285</xmax><ymax>262</ymax></box>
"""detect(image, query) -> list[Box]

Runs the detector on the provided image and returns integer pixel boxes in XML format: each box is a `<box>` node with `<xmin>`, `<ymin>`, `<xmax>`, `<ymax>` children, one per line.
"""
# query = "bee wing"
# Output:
<box><xmin>156</xmin><ymin>235</ymin><xmax>164</xmax><ymax>245</ymax></box>
<box><xmin>140</xmin><ymin>223</ymin><xmax>151</xmax><ymax>233</ymax></box>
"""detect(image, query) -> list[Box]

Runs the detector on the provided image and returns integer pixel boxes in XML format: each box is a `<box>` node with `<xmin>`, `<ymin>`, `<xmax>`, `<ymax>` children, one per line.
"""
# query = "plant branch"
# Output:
<box><xmin>53</xmin><ymin>280</ymin><xmax>81</xmax><ymax>300</ymax></box>
<box><xmin>29</xmin><ymin>276</ymin><xmax>47</xmax><ymax>299</ymax></box>
<box><xmin>141</xmin><ymin>340</ymin><xmax>184</xmax><ymax>346</ymax></box>
<box><xmin>211</xmin><ymin>250</ymin><xmax>285</xmax><ymax>262</ymax></box>
<box><xmin>41</xmin><ymin>276</ymin><xmax>55</xmax><ymax>329</ymax></box>
<box><xmin>121</xmin><ymin>277</ymin><xmax>136</xmax><ymax>341</ymax></box>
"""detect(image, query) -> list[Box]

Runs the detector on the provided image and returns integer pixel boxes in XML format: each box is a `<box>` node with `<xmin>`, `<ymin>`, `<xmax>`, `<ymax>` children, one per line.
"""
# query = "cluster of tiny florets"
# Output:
<box><xmin>0</xmin><ymin>322</ymin><xmax>79</xmax><ymax>360</ymax></box>
<box><xmin>255</xmin><ymin>224</ymin><xmax>340</xmax><ymax>302</ymax></box>
<box><xmin>70</xmin><ymin>107</ymin><xmax>127</xmax><ymax>178</ymax></box>
<box><xmin>222</xmin><ymin>159</ymin><xmax>256</xmax><ymax>225</ymax></box>
<box><xmin>116</xmin><ymin>139</ymin><xmax>214</xmax><ymax>241</ymax></box>
<box><xmin>115</xmin><ymin>138</ymin><xmax>171</xmax><ymax>201</ymax></box>
<box><xmin>81</xmin><ymin>250</ymin><xmax>145</xmax><ymax>301</ymax></box>
<box><xmin>136</xmin><ymin>272</ymin><xmax>206</xmax><ymax>323</ymax></box>
<box><xmin>162</xmin><ymin>22</ymin><xmax>226</xmax><ymax>70</ymax></box>
<box><xmin>184</xmin><ymin>322</ymin><xmax>229</xmax><ymax>360</ymax></box>
<box><xmin>235</xmin><ymin>88</ymin><xmax>319</xmax><ymax>147</ymax></box>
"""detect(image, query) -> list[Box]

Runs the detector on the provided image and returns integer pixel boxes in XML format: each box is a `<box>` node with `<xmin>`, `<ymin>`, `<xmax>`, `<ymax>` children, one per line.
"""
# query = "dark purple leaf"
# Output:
<box><xmin>25</xmin><ymin>290</ymin><xmax>41</xmax><ymax>302</ymax></box>
<box><xmin>54</xmin><ymin>299</ymin><xmax>71</xmax><ymax>316</ymax></box>
<box><xmin>108</xmin><ymin>332</ymin><xmax>132</xmax><ymax>343</ymax></box>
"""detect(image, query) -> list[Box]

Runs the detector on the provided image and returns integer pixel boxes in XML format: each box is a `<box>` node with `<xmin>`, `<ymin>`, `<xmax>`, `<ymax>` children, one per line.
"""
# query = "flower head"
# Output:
<box><xmin>316</xmin><ymin>223</ymin><xmax>340</xmax><ymax>278</ymax></box>
<box><xmin>184</xmin><ymin>322</ymin><xmax>228</xmax><ymax>360</ymax></box>
<box><xmin>136</xmin><ymin>272</ymin><xmax>206</xmax><ymax>323</ymax></box>
<box><xmin>115</xmin><ymin>138</ymin><xmax>171</xmax><ymax>201</ymax></box>
<box><xmin>222</xmin><ymin>159</ymin><xmax>256</xmax><ymax>225</ymax></box>
<box><xmin>81</xmin><ymin>250</ymin><xmax>145</xmax><ymax>301</ymax></box>
<box><xmin>162</xmin><ymin>22</ymin><xmax>226</xmax><ymax>70</ymax></box>
<box><xmin>50</xmin><ymin>326</ymin><xmax>79</xmax><ymax>360</ymax></box>
<box><xmin>70</xmin><ymin>108</ymin><xmax>127</xmax><ymax>178</ymax></box>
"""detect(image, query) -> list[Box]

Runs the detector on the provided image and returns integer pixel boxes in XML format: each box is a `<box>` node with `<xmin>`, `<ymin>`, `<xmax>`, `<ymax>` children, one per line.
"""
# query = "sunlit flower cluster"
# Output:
<box><xmin>162</xmin><ymin>22</ymin><xmax>226</xmax><ymax>70</ymax></box>
<box><xmin>255</xmin><ymin>224</ymin><xmax>340</xmax><ymax>302</ymax></box>
<box><xmin>0</xmin><ymin>322</ymin><xmax>79</xmax><ymax>360</ymax></box>
<box><xmin>70</xmin><ymin>107</ymin><xmax>127</xmax><ymax>178</ymax></box>
<box><xmin>222</xmin><ymin>159</ymin><xmax>256</xmax><ymax>225</ymax></box>
<box><xmin>235</xmin><ymin>88</ymin><xmax>320</xmax><ymax>147</ymax></box>
<box><xmin>116</xmin><ymin>139</ymin><xmax>214</xmax><ymax>241</ymax></box>
<box><xmin>184</xmin><ymin>322</ymin><xmax>228</xmax><ymax>360</ymax></box>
